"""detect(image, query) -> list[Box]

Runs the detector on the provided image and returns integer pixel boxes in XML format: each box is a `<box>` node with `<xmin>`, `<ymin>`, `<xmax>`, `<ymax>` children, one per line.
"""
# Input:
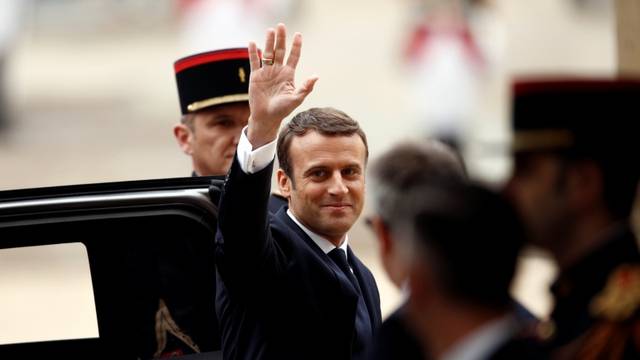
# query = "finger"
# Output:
<box><xmin>248</xmin><ymin>42</ymin><xmax>260</xmax><ymax>72</ymax></box>
<box><xmin>263</xmin><ymin>28</ymin><xmax>276</xmax><ymax>62</ymax></box>
<box><xmin>295</xmin><ymin>76</ymin><xmax>319</xmax><ymax>100</ymax></box>
<box><xmin>273</xmin><ymin>23</ymin><xmax>287</xmax><ymax>65</ymax></box>
<box><xmin>286</xmin><ymin>33</ymin><xmax>302</xmax><ymax>69</ymax></box>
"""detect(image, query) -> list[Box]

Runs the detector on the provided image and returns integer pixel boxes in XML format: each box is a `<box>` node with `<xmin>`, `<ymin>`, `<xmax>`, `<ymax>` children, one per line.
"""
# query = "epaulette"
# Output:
<box><xmin>590</xmin><ymin>264</ymin><xmax>640</xmax><ymax>321</ymax></box>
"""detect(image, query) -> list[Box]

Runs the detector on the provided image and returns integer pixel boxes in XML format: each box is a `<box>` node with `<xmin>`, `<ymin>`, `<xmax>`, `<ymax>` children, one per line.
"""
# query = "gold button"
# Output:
<box><xmin>536</xmin><ymin>320</ymin><xmax>556</xmax><ymax>340</ymax></box>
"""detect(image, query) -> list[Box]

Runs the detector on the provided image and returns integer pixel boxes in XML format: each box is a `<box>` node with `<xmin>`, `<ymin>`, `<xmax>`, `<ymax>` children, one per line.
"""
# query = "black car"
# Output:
<box><xmin>0</xmin><ymin>177</ymin><xmax>225</xmax><ymax>360</ymax></box>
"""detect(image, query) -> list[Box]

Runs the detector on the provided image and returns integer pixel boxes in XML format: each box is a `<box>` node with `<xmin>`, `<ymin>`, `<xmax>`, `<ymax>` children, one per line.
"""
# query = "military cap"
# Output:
<box><xmin>174</xmin><ymin>48</ymin><xmax>252</xmax><ymax>114</ymax></box>
<box><xmin>511</xmin><ymin>78</ymin><xmax>640</xmax><ymax>155</ymax></box>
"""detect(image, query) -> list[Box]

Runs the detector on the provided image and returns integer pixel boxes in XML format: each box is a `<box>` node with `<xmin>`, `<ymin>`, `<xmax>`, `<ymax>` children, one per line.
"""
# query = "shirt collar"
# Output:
<box><xmin>441</xmin><ymin>313</ymin><xmax>518</xmax><ymax>360</ymax></box>
<box><xmin>286</xmin><ymin>209</ymin><xmax>349</xmax><ymax>258</ymax></box>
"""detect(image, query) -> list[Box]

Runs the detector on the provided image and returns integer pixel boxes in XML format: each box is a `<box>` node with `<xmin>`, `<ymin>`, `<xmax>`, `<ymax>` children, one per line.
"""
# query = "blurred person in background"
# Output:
<box><xmin>177</xmin><ymin>0</ymin><xmax>300</xmax><ymax>54</ymax></box>
<box><xmin>403</xmin><ymin>0</ymin><xmax>502</xmax><ymax>151</ymax></box>
<box><xmin>367</xmin><ymin>140</ymin><xmax>538</xmax><ymax>359</ymax></box>
<box><xmin>505</xmin><ymin>78</ymin><xmax>640</xmax><ymax>359</ymax></box>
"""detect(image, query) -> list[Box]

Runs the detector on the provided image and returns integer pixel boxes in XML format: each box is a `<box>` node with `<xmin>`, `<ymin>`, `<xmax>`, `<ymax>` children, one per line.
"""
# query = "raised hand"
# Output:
<box><xmin>247</xmin><ymin>23</ymin><xmax>319</xmax><ymax>148</ymax></box>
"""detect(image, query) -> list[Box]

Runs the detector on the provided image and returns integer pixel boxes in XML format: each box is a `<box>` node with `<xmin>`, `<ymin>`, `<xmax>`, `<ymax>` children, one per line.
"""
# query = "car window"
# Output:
<box><xmin>0</xmin><ymin>243</ymin><xmax>98</xmax><ymax>345</ymax></box>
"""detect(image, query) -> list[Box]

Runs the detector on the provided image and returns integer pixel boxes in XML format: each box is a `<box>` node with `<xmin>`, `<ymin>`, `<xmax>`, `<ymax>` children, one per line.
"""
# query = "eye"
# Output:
<box><xmin>205</xmin><ymin>117</ymin><xmax>235</xmax><ymax>128</ymax></box>
<box><xmin>342</xmin><ymin>167</ymin><xmax>360</xmax><ymax>177</ymax></box>
<box><xmin>513</xmin><ymin>155</ymin><xmax>535</xmax><ymax>177</ymax></box>
<box><xmin>216</xmin><ymin>119</ymin><xmax>235</xmax><ymax>128</ymax></box>
<box><xmin>310</xmin><ymin>169</ymin><xmax>327</xmax><ymax>178</ymax></box>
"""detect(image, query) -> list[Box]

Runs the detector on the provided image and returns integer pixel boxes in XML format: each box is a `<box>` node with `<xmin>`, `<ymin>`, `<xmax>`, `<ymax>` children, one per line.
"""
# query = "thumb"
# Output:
<box><xmin>295</xmin><ymin>76</ymin><xmax>319</xmax><ymax>100</ymax></box>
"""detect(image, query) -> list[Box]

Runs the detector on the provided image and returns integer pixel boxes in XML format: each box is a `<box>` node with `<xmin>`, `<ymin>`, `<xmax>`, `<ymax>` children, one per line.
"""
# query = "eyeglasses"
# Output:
<box><xmin>364</xmin><ymin>216</ymin><xmax>374</xmax><ymax>228</ymax></box>
<box><xmin>363</xmin><ymin>214</ymin><xmax>389</xmax><ymax>231</ymax></box>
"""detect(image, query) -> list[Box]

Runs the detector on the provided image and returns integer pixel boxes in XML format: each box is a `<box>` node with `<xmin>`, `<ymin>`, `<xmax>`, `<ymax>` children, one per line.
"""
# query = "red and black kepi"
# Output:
<box><xmin>511</xmin><ymin>77</ymin><xmax>640</xmax><ymax>155</ymax></box>
<box><xmin>174</xmin><ymin>48</ymin><xmax>252</xmax><ymax>114</ymax></box>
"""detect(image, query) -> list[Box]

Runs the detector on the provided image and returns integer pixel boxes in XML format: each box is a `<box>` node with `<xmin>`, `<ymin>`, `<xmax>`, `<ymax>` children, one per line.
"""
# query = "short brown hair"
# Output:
<box><xmin>277</xmin><ymin>107</ymin><xmax>368</xmax><ymax>179</ymax></box>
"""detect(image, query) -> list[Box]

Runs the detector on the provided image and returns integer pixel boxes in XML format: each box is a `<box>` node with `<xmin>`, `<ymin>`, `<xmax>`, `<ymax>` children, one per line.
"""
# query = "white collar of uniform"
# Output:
<box><xmin>440</xmin><ymin>312</ymin><xmax>519</xmax><ymax>360</ymax></box>
<box><xmin>286</xmin><ymin>209</ymin><xmax>349</xmax><ymax>259</ymax></box>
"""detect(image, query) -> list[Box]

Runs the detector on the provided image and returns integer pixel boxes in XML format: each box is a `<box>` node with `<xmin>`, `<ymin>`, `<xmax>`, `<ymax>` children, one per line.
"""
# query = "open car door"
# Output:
<box><xmin>0</xmin><ymin>177</ymin><xmax>224</xmax><ymax>360</ymax></box>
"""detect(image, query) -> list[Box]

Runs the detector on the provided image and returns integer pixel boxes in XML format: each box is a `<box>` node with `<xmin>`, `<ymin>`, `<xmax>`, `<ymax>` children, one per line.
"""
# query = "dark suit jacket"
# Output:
<box><xmin>215</xmin><ymin>159</ymin><xmax>382</xmax><ymax>360</ymax></box>
<box><xmin>367</xmin><ymin>300</ymin><xmax>539</xmax><ymax>360</ymax></box>
<box><xmin>366</xmin><ymin>306</ymin><xmax>423</xmax><ymax>360</ymax></box>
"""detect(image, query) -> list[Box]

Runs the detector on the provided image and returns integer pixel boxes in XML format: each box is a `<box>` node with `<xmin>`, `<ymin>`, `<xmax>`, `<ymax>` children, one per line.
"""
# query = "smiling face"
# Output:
<box><xmin>174</xmin><ymin>102</ymin><xmax>249</xmax><ymax>176</ymax></box>
<box><xmin>277</xmin><ymin>131</ymin><xmax>367</xmax><ymax>246</ymax></box>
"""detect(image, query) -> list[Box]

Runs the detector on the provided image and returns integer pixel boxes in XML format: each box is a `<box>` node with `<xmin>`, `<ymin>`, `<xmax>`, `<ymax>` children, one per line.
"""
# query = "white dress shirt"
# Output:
<box><xmin>236</xmin><ymin>126</ymin><xmax>277</xmax><ymax>174</ymax></box>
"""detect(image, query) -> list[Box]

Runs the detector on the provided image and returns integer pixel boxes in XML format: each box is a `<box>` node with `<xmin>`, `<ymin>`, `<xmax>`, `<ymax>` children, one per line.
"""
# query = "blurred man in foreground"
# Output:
<box><xmin>367</xmin><ymin>141</ymin><xmax>540</xmax><ymax>359</ymax></box>
<box><xmin>505</xmin><ymin>78</ymin><xmax>640</xmax><ymax>359</ymax></box>
<box><xmin>366</xmin><ymin>141</ymin><xmax>467</xmax><ymax>359</ymax></box>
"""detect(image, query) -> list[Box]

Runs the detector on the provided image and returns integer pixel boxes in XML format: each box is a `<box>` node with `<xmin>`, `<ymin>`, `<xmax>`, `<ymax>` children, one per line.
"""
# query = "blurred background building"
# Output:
<box><xmin>0</xmin><ymin>0</ymin><xmax>636</xmax><ymax>345</ymax></box>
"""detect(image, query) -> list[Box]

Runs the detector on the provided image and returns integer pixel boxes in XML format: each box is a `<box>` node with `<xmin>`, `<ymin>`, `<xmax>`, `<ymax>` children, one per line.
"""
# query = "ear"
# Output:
<box><xmin>276</xmin><ymin>169</ymin><xmax>292</xmax><ymax>199</ymax></box>
<box><xmin>174</xmin><ymin>124</ymin><xmax>194</xmax><ymax>155</ymax></box>
<box><xmin>371</xmin><ymin>216</ymin><xmax>406</xmax><ymax>287</ymax></box>
<box><xmin>371</xmin><ymin>216</ymin><xmax>393</xmax><ymax>256</ymax></box>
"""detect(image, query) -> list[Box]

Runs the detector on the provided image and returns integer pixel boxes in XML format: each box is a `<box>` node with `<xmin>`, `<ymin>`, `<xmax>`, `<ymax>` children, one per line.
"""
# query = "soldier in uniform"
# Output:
<box><xmin>148</xmin><ymin>48</ymin><xmax>296</xmax><ymax>358</ymax></box>
<box><xmin>145</xmin><ymin>48</ymin><xmax>260</xmax><ymax>358</ymax></box>
<box><xmin>505</xmin><ymin>78</ymin><xmax>640</xmax><ymax>359</ymax></box>
<box><xmin>148</xmin><ymin>47</ymin><xmax>300</xmax><ymax>358</ymax></box>
<box><xmin>173</xmin><ymin>48</ymin><xmax>287</xmax><ymax>211</ymax></box>
<box><xmin>173</xmin><ymin>48</ymin><xmax>251</xmax><ymax>177</ymax></box>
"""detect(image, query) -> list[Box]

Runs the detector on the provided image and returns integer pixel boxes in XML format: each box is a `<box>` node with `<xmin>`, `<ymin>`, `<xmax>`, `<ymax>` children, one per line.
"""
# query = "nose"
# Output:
<box><xmin>327</xmin><ymin>172</ymin><xmax>348</xmax><ymax>196</ymax></box>
<box><xmin>232</xmin><ymin>128</ymin><xmax>242</xmax><ymax>146</ymax></box>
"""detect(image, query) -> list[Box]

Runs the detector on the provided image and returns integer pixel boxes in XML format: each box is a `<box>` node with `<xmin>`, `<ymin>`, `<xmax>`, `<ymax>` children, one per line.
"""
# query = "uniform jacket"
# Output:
<box><xmin>548</xmin><ymin>224</ymin><xmax>640</xmax><ymax>359</ymax></box>
<box><xmin>151</xmin><ymin>173</ymin><xmax>287</xmax><ymax>357</ymax></box>
<box><xmin>215</xmin><ymin>159</ymin><xmax>382</xmax><ymax>360</ymax></box>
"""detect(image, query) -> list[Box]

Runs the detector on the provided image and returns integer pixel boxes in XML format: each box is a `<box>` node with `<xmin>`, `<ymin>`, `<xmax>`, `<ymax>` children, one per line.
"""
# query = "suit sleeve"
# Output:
<box><xmin>215</xmin><ymin>156</ymin><xmax>283</xmax><ymax>292</ymax></box>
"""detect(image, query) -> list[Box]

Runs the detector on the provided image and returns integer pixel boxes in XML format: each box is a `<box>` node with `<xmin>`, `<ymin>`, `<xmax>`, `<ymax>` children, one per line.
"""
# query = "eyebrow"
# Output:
<box><xmin>302</xmin><ymin>163</ymin><xmax>362</xmax><ymax>176</ymax></box>
<box><xmin>302</xmin><ymin>165</ymin><xmax>329</xmax><ymax>177</ymax></box>
<box><xmin>208</xmin><ymin>114</ymin><xmax>234</xmax><ymax>121</ymax></box>
<box><xmin>205</xmin><ymin>114</ymin><xmax>244</xmax><ymax>124</ymax></box>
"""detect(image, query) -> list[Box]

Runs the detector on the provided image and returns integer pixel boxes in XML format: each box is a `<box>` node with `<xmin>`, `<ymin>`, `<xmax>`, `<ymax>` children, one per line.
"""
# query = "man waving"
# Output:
<box><xmin>215</xmin><ymin>24</ymin><xmax>381</xmax><ymax>360</ymax></box>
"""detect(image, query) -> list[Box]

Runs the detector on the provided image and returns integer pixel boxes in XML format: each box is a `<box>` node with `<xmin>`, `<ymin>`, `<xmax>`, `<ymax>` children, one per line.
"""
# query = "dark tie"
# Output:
<box><xmin>328</xmin><ymin>248</ymin><xmax>372</xmax><ymax>358</ymax></box>
<box><xmin>328</xmin><ymin>248</ymin><xmax>361</xmax><ymax>292</ymax></box>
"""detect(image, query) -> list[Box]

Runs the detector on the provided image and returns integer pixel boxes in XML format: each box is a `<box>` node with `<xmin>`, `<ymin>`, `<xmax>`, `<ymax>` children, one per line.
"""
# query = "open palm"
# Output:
<box><xmin>247</xmin><ymin>24</ymin><xmax>318</xmax><ymax>147</ymax></box>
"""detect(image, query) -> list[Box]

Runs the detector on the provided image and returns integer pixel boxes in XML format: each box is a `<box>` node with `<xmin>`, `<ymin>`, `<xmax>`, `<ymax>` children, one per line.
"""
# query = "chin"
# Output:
<box><xmin>325</xmin><ymin>222</ymin><xmax>355</xmax><ymax>237</ymax></box>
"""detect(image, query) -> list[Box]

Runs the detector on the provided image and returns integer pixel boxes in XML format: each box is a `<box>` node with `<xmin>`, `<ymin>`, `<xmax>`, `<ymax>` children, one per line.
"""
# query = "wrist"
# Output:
<box><xmin>247</xmin><ymin>117</ymin><xmax>279</xmax><ymax>149</ymax></box>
